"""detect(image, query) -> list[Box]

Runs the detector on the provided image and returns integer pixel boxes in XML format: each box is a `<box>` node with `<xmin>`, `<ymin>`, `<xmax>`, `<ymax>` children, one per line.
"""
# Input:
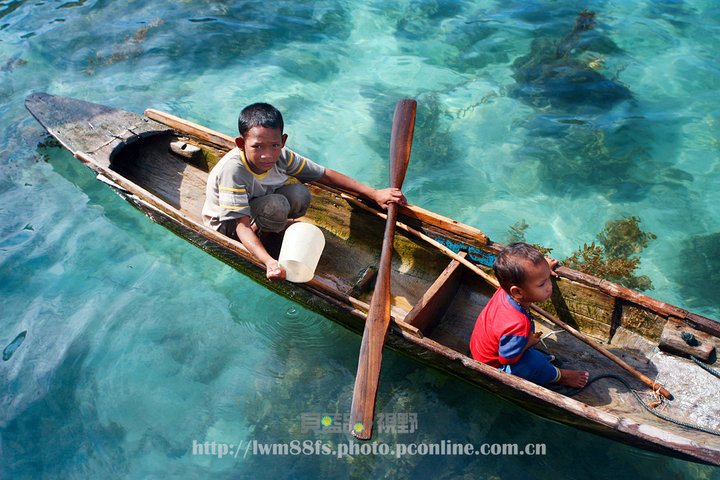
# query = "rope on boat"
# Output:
<box><xmin>690</xmin><ymin>355</ymin><xmax>720</xmax><ymax>380</ymax></box>
<box><xmin>561</xmin><ymin>374</ymin><xmax>720</xmax><ymax>437</ymax></box>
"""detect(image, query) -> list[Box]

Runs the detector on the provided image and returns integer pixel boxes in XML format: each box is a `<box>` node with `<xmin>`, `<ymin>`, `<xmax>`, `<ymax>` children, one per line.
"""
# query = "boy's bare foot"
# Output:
<box><xmin>558</xmin><ymin>369</ymin><xmax>589</xmax><ymax>388</ymax></box>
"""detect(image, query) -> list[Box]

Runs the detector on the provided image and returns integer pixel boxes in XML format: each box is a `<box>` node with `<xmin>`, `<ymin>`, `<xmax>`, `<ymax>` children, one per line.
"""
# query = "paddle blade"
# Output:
<box><xmin>389</xmin><ymin>99</ymin><xmax>416</xmax><ymax>189</ymax></box>
<box><xmin>349</xmin><ymin>206</ymin><xmax>398</xmax><ymax>440</ymax></box>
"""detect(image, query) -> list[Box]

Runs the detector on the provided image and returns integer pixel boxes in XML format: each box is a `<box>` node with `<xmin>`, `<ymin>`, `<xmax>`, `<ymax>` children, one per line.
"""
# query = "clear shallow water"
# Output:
<box><xmin>1</xmin><ymin>0</ymin><xmax>719</xmax><ymax>478</ymax></box>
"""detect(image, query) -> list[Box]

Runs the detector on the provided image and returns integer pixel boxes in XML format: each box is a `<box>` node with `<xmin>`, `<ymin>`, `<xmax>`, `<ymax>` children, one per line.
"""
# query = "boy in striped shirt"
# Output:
<box><xmin>203</xmin><ymin>103</ymin><xmax>404</xmax><ymax>281</ymax></box>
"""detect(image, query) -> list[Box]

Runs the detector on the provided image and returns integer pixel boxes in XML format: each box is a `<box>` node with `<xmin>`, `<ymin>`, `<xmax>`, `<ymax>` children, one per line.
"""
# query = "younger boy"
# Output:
<box><xmin>202</xmin><ymin>102</ymin><xmax>405</xmax><ymax>281</ymax></box>
<box><xmin>469</xmin><ymin>242</ymin><xmax>589</xmax><ymax>388</ymax></box>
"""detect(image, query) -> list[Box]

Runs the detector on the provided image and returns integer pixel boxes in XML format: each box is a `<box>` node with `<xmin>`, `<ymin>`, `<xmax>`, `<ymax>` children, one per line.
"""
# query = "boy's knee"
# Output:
<box><xmin>278</xmin><ymin>184</ymin><xmax>312</xmax><ymax>218</ymax></box>
<box><xmin>250</xmin><ymin>194</ymin><xmax>291</xmax><ymax>232</ymax></box>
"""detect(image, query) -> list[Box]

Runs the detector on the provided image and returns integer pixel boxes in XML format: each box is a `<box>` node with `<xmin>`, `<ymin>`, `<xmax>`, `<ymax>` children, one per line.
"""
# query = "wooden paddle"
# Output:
<box><xmin>349</xmin><ymin>99</ymin><xmax>417</xmax><ymax>440</ymax></box>
<box><xmin>337</xmin><ymin>193</ymin><xmax>674</xmax><ymax>400</ymax></box>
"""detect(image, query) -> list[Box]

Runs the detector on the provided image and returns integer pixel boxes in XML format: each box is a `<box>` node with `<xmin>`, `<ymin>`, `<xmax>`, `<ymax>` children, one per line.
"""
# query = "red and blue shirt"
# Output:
<box><xmin>470</xmin><ymin>288</ymin><xmax>535</xmax><ymax>367</ymax></box>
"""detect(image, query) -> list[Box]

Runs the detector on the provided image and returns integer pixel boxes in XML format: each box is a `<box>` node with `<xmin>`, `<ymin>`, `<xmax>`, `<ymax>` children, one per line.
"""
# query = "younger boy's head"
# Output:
<box><xmin>493</xmin><ymin>242</ymin><xmax>553</xmax><ymax>304</ymax></box>
<box><xmin>235</xmin><ymin>103</ymin><xmax>288</xmax><ymax>175</ymax></box>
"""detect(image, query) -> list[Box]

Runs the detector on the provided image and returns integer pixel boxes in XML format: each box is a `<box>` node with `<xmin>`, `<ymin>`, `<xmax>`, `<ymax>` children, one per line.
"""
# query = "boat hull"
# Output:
<box><xmin>25</xmin><ymin>92</ymin><xmax>720</xmax><ymax>466</ymax></box>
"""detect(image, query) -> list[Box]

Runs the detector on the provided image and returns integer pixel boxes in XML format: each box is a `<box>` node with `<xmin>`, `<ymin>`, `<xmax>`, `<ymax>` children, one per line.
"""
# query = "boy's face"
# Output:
<box><xmin>511</xmin><ymin>260</ymin><xmax>553</xmax><ymax>305</ymax></box>
<box><xmin>235</xmin><ymin>126</ymin><xmax>287</xmax><ymax>175</ymax></box>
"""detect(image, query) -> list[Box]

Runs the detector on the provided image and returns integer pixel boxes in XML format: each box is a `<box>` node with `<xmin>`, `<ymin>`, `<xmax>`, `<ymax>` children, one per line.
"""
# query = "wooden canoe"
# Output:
<box><xmin>25</xmin><ymin>92</ymin><xmax>720</xmax><ymax>466</ymax></box>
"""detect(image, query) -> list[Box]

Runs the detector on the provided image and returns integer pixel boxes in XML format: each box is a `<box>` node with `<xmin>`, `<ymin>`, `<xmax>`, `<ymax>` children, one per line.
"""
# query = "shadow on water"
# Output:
<box><xmin>521</xmin><ymin>115</ymin><xmax>692</xmax><ymax>201</ymax></box>
<box><xmin>358</xmin><ymin>88</ymin><xmax>464</xmax><ymax>185</ymax></box>
<box><xmin>238</xmin><ymin>336</ymin><xmax>515</xmax><ymax>478</ymax></box>
<box><xmin>28</xmin><ymin>1</ymin><xmax>352</xmax><ymax>81</ymax></box>
<box><xmin>1</xmin><ymin>334</ymin><xmax>128</xmax><ymax>478</ymax></box>
<box><xmin>39</xmin><ymin>142</ymin><xmax>214</xmax><ymax>275</ymax></box>
<box><xmin>506</xmin><ymin>9</ymin><xmax>692</xmax><ymax>201</ymax></box>
<box><xmin>40</xmin><ymin>144</ymin><xmax>152</xmax><ymax>234</ymax></box>
<box><xmin>674</xmin><ymin>232</ymin><xmax>720</xmax><ymax>313</ymax></box>
<box><xmin>360</xmin><ymin>90</ymin><xmax>459</xmax><ymax>167</ymax></box>
<box><xmin>387</xmin><ymin>0</ymin><xmax>511</xmax><ymax>73</ymax></box>
<box><xmin>509</xmin><ymin>9</ymin><xmax>632</xmax><ymax>113</ymax></box>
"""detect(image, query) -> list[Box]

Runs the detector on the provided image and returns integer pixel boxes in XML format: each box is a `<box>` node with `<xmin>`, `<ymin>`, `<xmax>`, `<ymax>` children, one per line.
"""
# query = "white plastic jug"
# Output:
<box><xmin>278</xmin><ymin>222</ymin><xmax>326</xmax><ymax>283</ymax></box>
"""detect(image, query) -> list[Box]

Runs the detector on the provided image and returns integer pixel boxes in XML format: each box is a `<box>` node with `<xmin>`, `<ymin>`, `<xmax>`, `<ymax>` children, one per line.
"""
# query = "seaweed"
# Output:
<box><xmin>357</xmin><ymin>90</ymin><xmax>463</xmax><ymax>193</ymax></box>
<box><xmin>596</xmin><ymin>215</ymin><xmax>657</xmax><ymax>259</ymax></box>
<box><xmin>505</xmin><ymin>216</ymin><xmax>655</xmax><ymax>291</ymax></box>
<box><xmin>504</xmin><ymin>219</ymin><xmax>529</xmax><ymax>244</ymax></box>
<box><xmin>503</xmin><ymin>219</ymin><xmax>553</xmax><ymax>257</ymax></box>
<box><xmin>38</xmin><ymin>135</ymin><xmax>62</xmax><ymax>149</ymax></box>
<box><xmin>85</xmin><ymin>19</ymin><xmax>164</xmax><ymax>74</ymax></box>
<box><xmin>510</xmin><ymin>7</ymin><xmax>687</xmax><ymax>202</ymax></box>
<box><xmin>36</xmin><ymin>135</ymin><xmax>64</xmax><ymax>162</ymax></box>
<box><xmin>391</xmin><ymin>1</ymin><xmax>507</xmax><ymax>73</ymax></box>
<box><xmin>563</xmin><ymin>216</ymin><xmax>655</xmax><ymax>291</ymax></box>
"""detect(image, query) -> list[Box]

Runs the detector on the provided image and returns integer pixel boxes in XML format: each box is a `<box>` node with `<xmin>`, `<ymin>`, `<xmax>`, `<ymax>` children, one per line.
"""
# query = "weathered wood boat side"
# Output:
<box><xmin>25</xmin><ymin>92</ymin><xmax>720</xmax><ymax>466</ymax></box>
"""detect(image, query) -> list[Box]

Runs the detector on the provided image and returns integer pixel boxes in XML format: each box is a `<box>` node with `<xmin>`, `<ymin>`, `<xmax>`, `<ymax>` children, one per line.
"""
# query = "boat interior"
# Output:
<box><xmin>108</xmin><ymin>130</ymin><xmax>720</xmax><ymax>443</ymax></box>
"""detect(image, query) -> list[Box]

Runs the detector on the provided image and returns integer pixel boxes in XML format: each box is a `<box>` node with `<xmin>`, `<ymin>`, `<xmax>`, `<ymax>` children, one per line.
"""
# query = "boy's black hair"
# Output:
<box><xmin>493</xmin><ymin>242</ymin><xmax>546</xmax><ymax>292</ymax></box>
<box><xmin>238</xmin><ymin>103</ymin><xmax>284</xmax><ymax>137</ymax></box>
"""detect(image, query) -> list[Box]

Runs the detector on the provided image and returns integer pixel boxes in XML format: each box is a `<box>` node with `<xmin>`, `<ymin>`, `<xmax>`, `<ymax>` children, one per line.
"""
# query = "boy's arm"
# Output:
<box><xmin>317</xmin><ymin>168</ymin><xmax>406</xmax><ymax>210</ymax></box>
<box><xmin>234</xmin><ymin>217</ymin><xmax>285</xmax><ymax>282</ymax></box>
<box><xmin>498</xmin><ymin>333</ymin><xmax>530</xmax><ymax>365</ymax></box>
<box><xmin>498</xmin><ymin>317</ymin><xmax>536</xmax><ymax>365</ymax></box>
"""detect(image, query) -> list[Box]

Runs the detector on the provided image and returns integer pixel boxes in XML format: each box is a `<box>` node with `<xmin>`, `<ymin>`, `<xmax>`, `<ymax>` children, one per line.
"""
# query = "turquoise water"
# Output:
<box><xmin>2</xmin><ymin>0</ymin><xmax>720</xmax><ymax>478</ymax></box>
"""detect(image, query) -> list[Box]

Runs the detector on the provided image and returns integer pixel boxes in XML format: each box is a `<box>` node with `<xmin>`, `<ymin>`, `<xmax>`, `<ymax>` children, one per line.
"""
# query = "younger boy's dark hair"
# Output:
<box><xmin>238</xmin><ymin>103</ymin><xmax>284</xmax><ymax>137</ymax></box>
<box><xmin>493</xmin><ymin>242</ymin><xmax>546</xmax><ymax>292</ymax></box>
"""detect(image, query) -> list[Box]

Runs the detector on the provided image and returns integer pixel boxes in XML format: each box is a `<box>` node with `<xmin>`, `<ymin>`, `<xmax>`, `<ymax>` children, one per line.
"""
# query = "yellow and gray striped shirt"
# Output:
<box><xmin>202</xmin><ymin>146</ymin><xmax>325</xmax><ymax>230</ymax></box>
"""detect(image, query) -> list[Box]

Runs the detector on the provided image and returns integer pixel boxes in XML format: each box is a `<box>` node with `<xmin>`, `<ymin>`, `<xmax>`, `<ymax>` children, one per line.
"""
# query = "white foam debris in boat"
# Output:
<box><xmin>649</xmin><ymin>352</ymin><xmax>720</xmax><ymax>432</ymax></box>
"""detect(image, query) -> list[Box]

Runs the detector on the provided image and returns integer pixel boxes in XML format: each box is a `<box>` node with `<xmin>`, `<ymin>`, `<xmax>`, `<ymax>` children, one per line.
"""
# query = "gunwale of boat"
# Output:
<box><xmin>25</xmin><ymin>92</ymin><xmax>720</xmax><ymax>466</ymax></box>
